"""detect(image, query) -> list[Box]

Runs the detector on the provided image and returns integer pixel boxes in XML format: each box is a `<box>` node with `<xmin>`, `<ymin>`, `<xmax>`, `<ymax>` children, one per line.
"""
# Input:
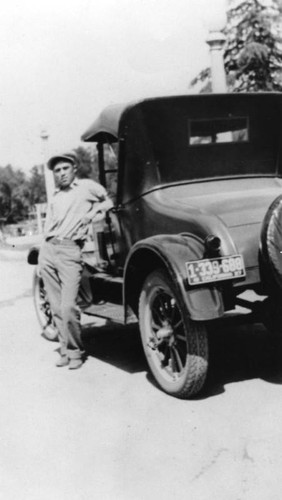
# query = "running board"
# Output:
<box><xmin>89</xmin><ymin>272</ymin><xmax>123</xmax><ymax>304</ymax></box>
<box><xmin>82</xmin><ymin>302</ymin><xmax>137</xmax><ymax>325</ymax></box>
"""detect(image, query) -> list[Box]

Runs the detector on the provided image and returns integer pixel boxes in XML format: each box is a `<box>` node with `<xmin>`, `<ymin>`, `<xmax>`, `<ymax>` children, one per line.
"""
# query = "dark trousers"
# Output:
<box><xmin>39</xmin><ymin>240</ymin><xmax>85</xmax><ymax>359</ymax></box>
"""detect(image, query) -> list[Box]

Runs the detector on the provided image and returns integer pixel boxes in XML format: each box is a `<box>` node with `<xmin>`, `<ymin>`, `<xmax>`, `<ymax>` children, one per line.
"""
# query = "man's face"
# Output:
<box><xmin>53</xmin><ymin>161</ymin><xmax>77</xmax><ymax>189</ymax></box>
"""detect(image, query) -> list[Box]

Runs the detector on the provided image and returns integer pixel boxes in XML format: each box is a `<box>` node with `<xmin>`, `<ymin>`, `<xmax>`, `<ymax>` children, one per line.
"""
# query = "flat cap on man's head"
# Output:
<box><xmin>47</xmin><ymin>151</ymin><xmax>78</xmax><ymax>170</ymax></box>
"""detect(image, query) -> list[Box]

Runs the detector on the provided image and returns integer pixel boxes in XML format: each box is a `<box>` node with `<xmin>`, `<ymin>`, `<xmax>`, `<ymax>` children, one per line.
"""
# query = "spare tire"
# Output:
<box><xmin>260</xmin><ymin>194</ymin><xmax>282</xmax><ymax>291</ymax></box>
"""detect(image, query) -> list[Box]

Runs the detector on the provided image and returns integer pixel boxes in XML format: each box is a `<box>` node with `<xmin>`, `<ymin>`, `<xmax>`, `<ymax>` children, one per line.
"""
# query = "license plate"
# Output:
<box><xmin>186</xmin><ymin>254</ymin><xmax>245</xmax><ymax>286</ymax></box>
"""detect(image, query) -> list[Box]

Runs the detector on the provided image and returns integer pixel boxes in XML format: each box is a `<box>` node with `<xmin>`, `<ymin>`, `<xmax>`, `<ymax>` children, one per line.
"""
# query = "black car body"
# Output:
<box><xmin>29</xmin><ymin>93</ymin><xmax>282</xmax><ymax>398</ymax></box>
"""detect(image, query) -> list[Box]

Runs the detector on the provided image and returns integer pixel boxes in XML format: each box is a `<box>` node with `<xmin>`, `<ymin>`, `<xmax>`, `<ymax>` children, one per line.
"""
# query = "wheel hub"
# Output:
<box><xmin>156</xmin><ymin>323</ymin><xmax>173</xmax><ymax>340</ymax></box>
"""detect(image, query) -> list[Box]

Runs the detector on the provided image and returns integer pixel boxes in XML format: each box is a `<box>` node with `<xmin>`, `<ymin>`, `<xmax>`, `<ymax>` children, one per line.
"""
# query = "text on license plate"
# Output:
<box><xmin>186</xmin><ymin>254</ymin><xmax>245</xmax><ymax>286</ymax></box>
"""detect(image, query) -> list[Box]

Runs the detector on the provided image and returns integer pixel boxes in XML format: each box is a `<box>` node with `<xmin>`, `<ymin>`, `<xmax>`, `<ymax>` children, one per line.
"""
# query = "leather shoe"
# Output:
<box><xmin>69</xmin><ymin>358</ymin><xmax>83</xmax><ymax>370</ymax></box>
<box><xmin>56</xmin><ymin>356</ymin><xmax>69</xmax><ymax>367</ymax></box>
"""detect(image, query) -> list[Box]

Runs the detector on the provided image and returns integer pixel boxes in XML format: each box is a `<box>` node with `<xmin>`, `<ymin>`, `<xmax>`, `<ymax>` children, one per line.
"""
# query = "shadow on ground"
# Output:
<box><xmin>82</xmin><ymin>321</ymin><xmax>146</xmax><ymax>374</ymax></box>
<box><xmin>201</xmin><ymin>320</ymin><xmax>282</xmax><ymax>399</ymax></box>
<box><xmin>81</xmin><ymin>318</ymin><xmax>282</xmax><ymax>398</ymax></box>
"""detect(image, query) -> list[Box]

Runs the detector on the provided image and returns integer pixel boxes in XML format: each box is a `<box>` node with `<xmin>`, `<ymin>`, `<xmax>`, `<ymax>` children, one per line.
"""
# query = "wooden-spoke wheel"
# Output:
<box><xmin>33</xmin><ymin>268</ymin><xmax>58</xmax><ymax>342</ymax></box>
<box><xmin>139</xmin><ymin>269</ymin><xmax>208</xmax><ymax>399</ymax></box>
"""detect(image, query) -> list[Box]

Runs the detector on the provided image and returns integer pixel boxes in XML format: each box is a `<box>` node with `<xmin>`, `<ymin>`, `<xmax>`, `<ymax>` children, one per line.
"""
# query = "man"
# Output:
<box><xmin>39</xmin><ymin>151</ymin><xmax>112</xmax><ymax>369</ymax></box>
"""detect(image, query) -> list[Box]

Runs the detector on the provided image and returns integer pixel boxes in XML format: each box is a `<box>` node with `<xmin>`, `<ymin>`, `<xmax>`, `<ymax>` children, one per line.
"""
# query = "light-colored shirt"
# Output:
<box><xmin>44</xmin><ymin>178</ymin><xmax>109</xmax><ymax>241</ymax></box>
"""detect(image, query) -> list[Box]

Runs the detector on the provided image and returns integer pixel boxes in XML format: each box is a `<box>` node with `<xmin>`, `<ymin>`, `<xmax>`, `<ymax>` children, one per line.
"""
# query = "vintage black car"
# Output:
<box><xmin>28</xmin><ymin>93</ymin><xmax>282</xmax><ymax>398</ymax></box>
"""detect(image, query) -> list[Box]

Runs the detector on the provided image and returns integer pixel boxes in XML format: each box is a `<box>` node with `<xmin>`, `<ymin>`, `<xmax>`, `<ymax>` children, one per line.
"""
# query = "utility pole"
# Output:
<box><xmin>206</xmin><ymin>0</ymin><xmax>228</xmax><ymax>93</ymax></box>
<box><xmin>40</xmin><ymin>129</ymin><xmax>54</xmax><ymax>202</ymax></box>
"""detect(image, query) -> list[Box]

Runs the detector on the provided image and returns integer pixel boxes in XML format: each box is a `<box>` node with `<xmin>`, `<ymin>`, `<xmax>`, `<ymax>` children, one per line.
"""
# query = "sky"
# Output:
<box><xmin>0</xmin><ymin>0</ymin><xmax>228</xmax><ymax>174</ymax></box>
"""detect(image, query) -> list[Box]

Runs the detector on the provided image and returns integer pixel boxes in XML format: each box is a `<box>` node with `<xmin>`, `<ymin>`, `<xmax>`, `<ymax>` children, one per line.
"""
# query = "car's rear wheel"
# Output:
<box><xmin>138</xmin><ymin>269</ymin><xmax>208</xmax><ymax>399</ymax></box>
<box><xmin>33</xmin><ymin>268</ymin><xmax>58</xmax><ymax>341</ymax></box>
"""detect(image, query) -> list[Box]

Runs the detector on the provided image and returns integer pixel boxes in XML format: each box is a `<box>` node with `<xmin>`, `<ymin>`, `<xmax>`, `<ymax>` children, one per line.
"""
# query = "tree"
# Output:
<box><xmin>189</xmin><ymin>0</ymin><xmax>282</xmax><ymax>92</ymax></box>
<box><xmin>0</xmin><ymin>165</ymin><xmax>30</xmax><ymax>222</ymax></box>
<box><xmin>102</xmin><ymin>143</ymin><xmax>118</xmax><ymax>202</ymax></box>
<box><xmin>28</xmin><ymin>165</ymin><xmax>47</xmax><ymax>205</ymax></box>
<box><xmin>74</xmin><ymin>145</ymin><xmax>99</xmax><ymax>180</ymax></box>
<box><xmin>225</xmin><ymin>0</ymin><xmax>282</xmax><ymax>91</ymax></box>
<box><xmin>0</xmin><ymin>181</ymin><xmax>12</xmax><ymax>221</ymax></box>
<box><xmin>0</xmin><ymin>163</ymin><xmax>47</xmax><ymax>223</ymax></box>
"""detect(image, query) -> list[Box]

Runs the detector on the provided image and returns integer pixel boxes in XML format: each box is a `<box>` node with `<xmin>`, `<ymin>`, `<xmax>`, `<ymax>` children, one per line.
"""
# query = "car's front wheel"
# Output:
<box><xmin>139</xmin><ymin>269</ymin><xmax>208</xmax><ymax>399</ymax></box>
<box><xmin>33</xmin><ymin>268</ymin><xmax>58</xmax><ymax>341</ymax></box>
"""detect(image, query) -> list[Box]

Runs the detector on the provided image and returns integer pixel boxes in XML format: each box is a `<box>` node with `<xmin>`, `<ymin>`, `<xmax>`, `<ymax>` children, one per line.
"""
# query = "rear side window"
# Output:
<box><xmin>188</xmin><ymin>116</ymin><xmax>249</xmax><ymax>146</ymax></box>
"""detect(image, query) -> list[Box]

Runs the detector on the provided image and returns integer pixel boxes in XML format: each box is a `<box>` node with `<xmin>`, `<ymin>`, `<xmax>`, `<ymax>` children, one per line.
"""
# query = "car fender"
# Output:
<box><xmin>123</xmin><ymin>234</ymin><xmax>224</xmax><ymax>321</ymax></box>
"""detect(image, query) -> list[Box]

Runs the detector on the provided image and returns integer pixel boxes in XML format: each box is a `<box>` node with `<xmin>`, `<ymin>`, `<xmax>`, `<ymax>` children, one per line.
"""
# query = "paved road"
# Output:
<box><xmin>1</xmin><ymin>249</ymin><xmax>282</xmax><ymax>500</ymax></box>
